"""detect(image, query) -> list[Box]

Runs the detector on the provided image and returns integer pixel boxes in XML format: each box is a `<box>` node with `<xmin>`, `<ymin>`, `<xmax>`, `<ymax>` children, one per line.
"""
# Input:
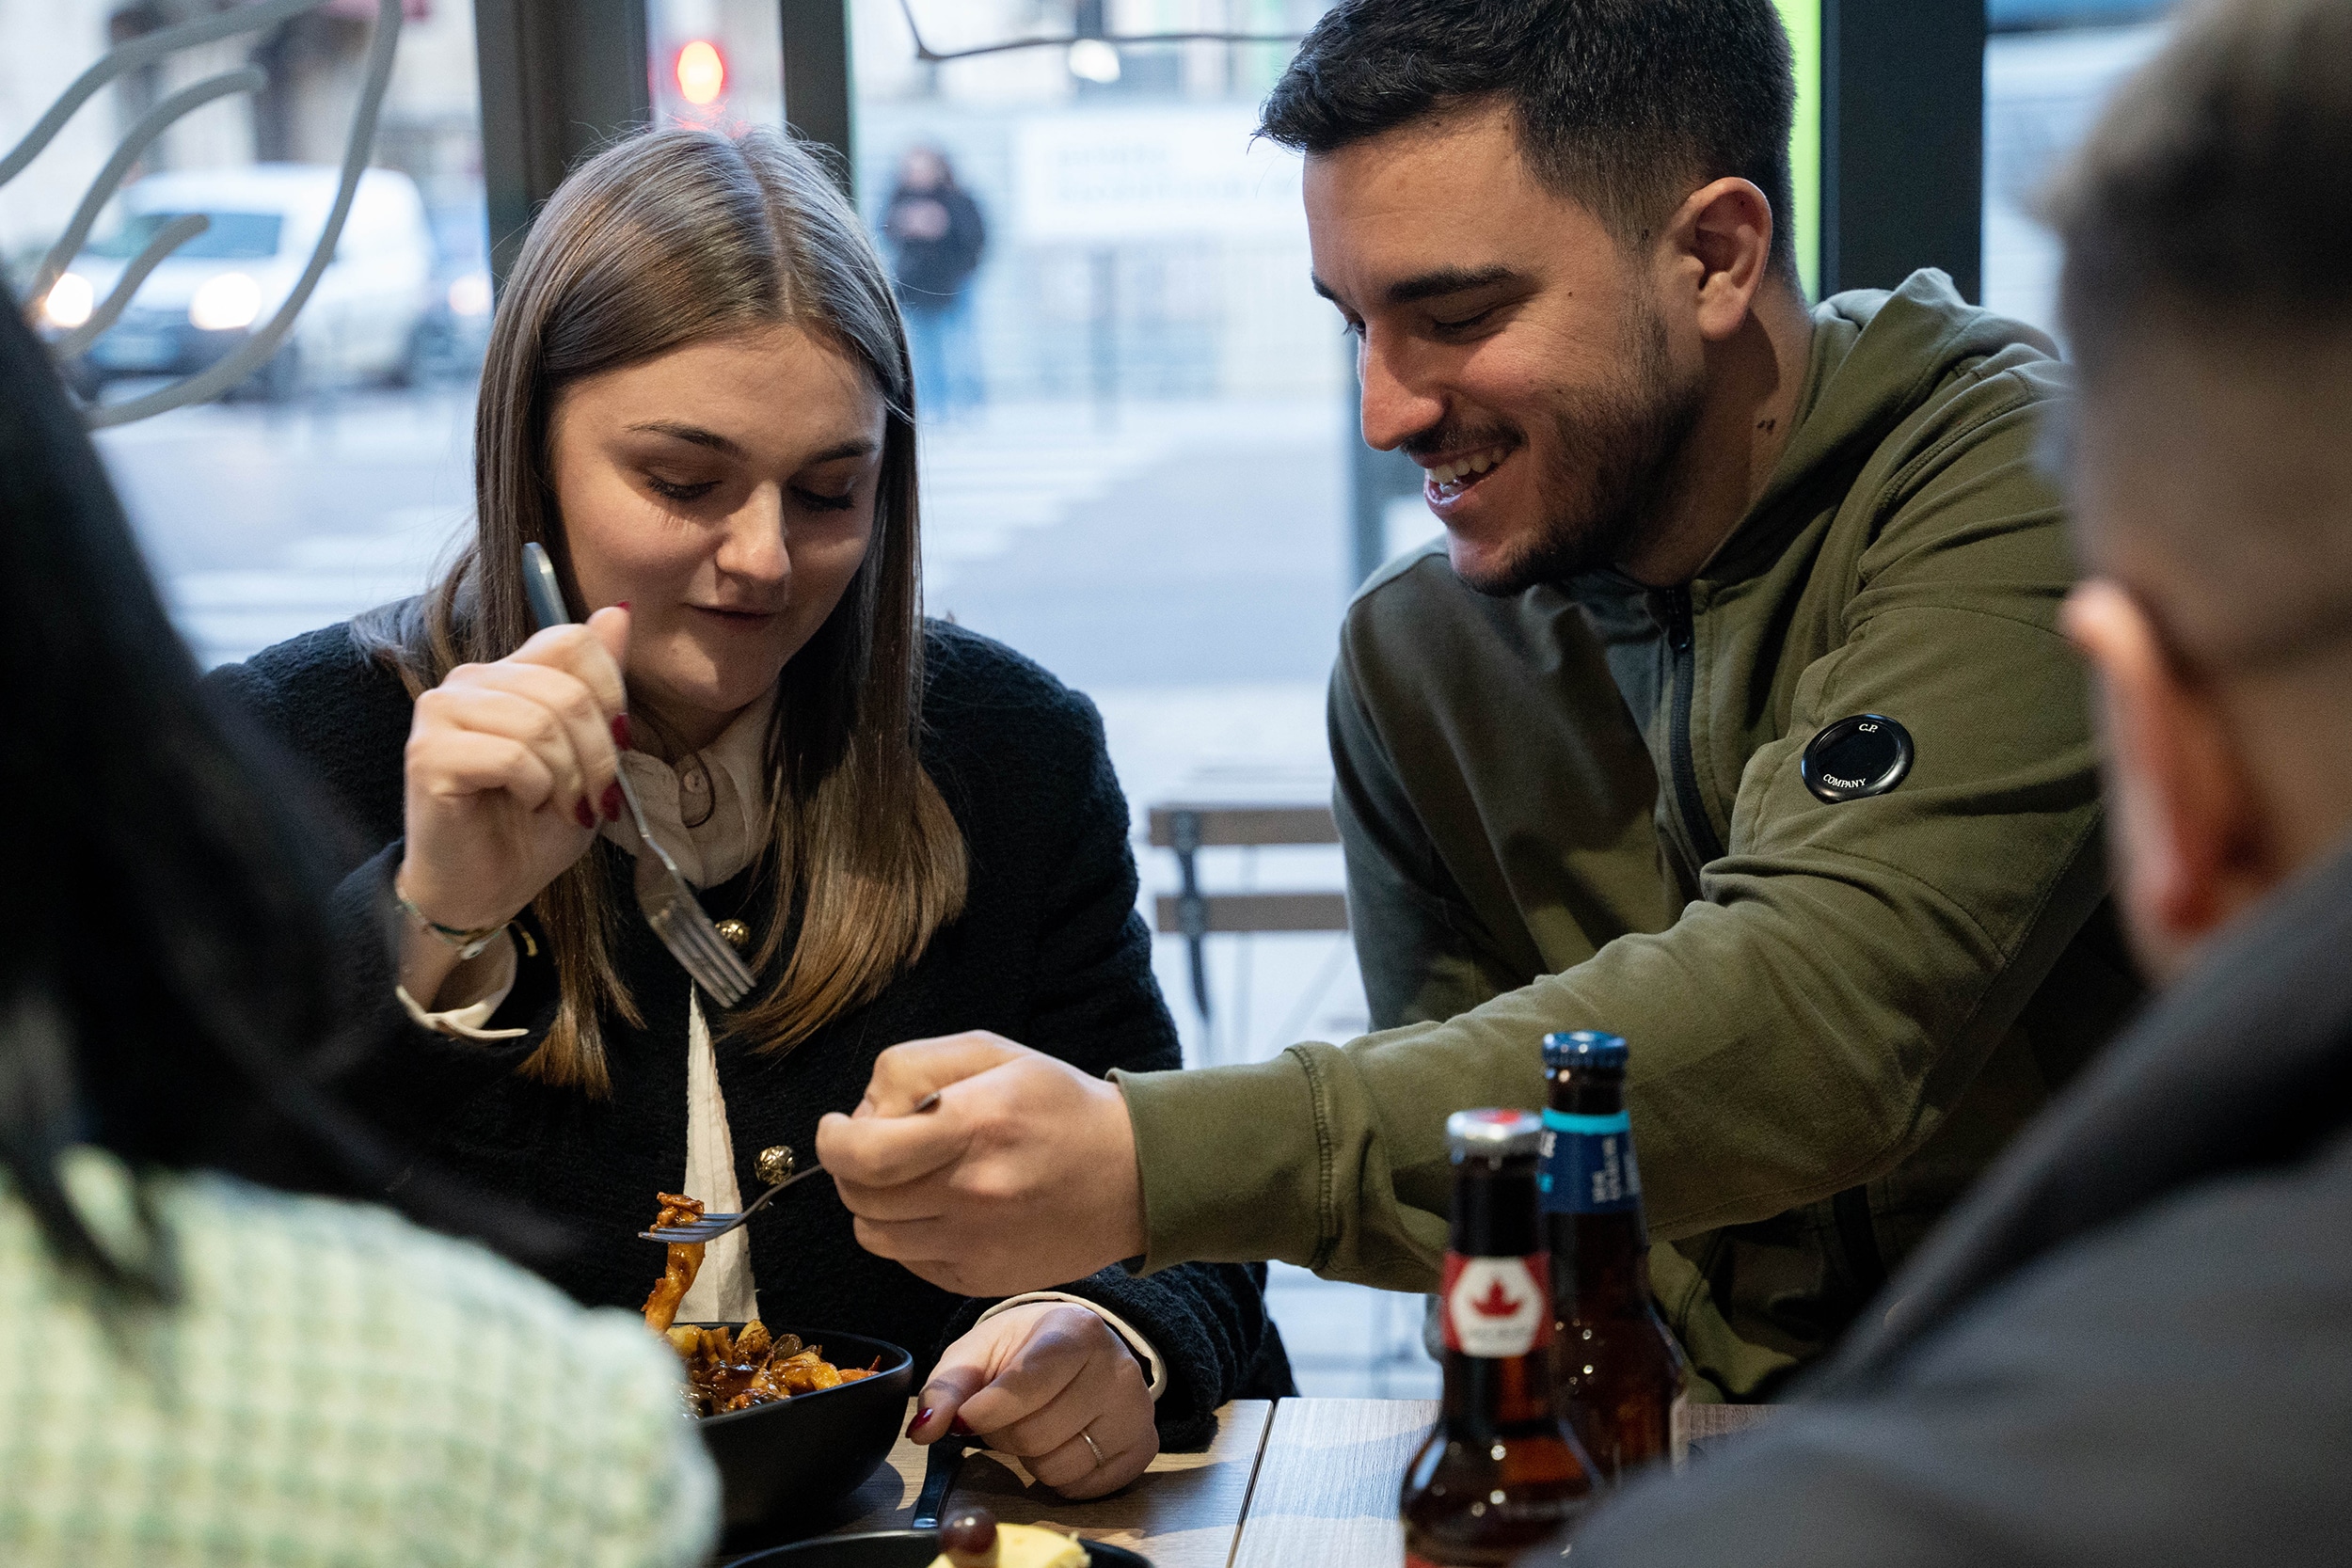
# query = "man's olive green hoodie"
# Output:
<box><xmin>1114</xmin><ymin>272</ymin><xmax>2145</xmax><ymax>1397</ymax></box>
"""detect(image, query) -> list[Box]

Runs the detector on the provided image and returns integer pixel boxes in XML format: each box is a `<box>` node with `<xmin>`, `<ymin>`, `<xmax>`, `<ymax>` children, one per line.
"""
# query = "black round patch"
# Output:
<box><xmin>1801</xmin><ymin>714</ymin><xmax>1915</xmax><ymax>803</ymax></box>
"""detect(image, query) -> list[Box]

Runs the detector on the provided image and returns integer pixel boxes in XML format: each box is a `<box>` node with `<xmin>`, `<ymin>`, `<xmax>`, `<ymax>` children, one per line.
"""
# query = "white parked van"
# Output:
<box><xmin>42</xmin><ymin>164</ymin><xmax>435</xmax><ymax>399</ymax></box>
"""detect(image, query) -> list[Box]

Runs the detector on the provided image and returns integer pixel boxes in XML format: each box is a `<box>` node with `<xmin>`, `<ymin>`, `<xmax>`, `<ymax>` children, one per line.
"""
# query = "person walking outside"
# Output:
<box><xmin>885</xmin><ymin>145</ymin><xmax>987</xmax><ymax>422</ymax></box>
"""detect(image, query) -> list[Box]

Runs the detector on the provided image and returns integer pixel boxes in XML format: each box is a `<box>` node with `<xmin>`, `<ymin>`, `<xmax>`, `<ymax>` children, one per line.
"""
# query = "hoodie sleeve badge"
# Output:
<box><xmin>1802</xmin><ymin>714</ymin><xmax>1915</xmax><ymax>802</ymax></box>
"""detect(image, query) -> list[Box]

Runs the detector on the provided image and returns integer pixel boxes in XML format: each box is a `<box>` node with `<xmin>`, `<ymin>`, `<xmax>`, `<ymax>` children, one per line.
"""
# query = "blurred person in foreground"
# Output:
<box><xmin>1570</xmin><ymin>1</ymin><xmax>2352</xmax><ymax>1560</ymax></box>
<box><xmin>885</xmin><ymin>145</ymin><xmax>987</xmax><ymax>421</ymax></box>
<box><xmin>820</xmin><ymin>0</ymin><xmax>2138</xmax><ymax>1402</ymax></box>
<box><xmin>0</xmin><ymin>295</ymin><xmax>715</xmax><ymax>1564</ymax></box>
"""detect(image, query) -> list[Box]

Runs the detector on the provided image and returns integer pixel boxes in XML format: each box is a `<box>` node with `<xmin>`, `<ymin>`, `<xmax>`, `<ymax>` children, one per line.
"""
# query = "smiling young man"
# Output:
<box><xmin>817</xmin><ymin>0</ymin><xmax>2140</xmax><ymax>1399</ymax></box>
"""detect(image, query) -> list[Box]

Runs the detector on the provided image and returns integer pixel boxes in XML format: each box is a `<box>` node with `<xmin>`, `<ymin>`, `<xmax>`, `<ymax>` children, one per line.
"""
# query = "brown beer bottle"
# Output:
<box><xmin>1401</xmin><ymin>1109</ymin><xmax>1597</xmax><ymax>1567</ymax></box>
<box><xmin>1540</xmin><ymin>1031</ymin><xmax>1690</xmax><ymax>1481</ymax></box>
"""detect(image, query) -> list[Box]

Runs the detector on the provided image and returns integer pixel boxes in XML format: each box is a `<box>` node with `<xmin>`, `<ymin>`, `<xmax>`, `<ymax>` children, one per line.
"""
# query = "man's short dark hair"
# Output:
<box><xmin>1259</xmin><ymin>0</ymin><xmax>1798</xmax><ymax>277</ymax></box>
<box><xmin>2048</xmin><ymin>0</ymin><xmax>2352</xmax><ymax>375</ymax></box>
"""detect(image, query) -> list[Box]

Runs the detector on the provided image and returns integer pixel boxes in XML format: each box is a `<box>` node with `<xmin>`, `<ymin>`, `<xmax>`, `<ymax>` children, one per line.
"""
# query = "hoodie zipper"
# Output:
<box><xmin>1661</xmin><ymin>587</ymin><xmax>1728</xmax><ymax>868</ymax></box>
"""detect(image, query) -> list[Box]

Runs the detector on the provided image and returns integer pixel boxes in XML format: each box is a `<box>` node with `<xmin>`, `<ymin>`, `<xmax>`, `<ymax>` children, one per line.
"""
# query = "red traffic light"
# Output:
<box><xmin>676</xmin><ymin>40</ymin><xmax>725</xmax><ymax>105</ymax></box>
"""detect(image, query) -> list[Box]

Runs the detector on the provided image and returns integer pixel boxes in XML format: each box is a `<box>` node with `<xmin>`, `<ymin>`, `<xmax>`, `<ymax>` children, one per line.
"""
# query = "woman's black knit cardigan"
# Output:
<box><xmin>210</xmin><ymin>615</ymin><xmax>1294</xmax><ymax>1447</ymax></box>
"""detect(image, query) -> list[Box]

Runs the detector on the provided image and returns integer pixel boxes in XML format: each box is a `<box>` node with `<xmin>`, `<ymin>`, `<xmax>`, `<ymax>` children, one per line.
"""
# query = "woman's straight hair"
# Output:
<box><xmin>354</xmin><ymin>128</ymin><xmax>967</xmax><ymax>1094</ymax></box>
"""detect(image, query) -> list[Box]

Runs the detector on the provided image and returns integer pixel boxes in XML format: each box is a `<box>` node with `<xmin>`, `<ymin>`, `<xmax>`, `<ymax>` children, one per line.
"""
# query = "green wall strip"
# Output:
<box><xmin>1776</xmin><ymin>0</ymin><xmax>1821</xmax><ymax>298</ymax></box>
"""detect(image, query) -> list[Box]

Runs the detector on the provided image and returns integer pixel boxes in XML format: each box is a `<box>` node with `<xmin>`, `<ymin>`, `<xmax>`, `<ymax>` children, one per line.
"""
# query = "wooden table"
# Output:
<box><xmin>818</xmin><ymin>1398</ymin><xmax>1772</xmax><ymax>1566</ymax></box>
<box><xmin>824</xmin><ymin>1399</ymin><xmax>1273</xmax><ymax>1568</ymax></box>
<box><xmin>1229</xmin><ymin>1399</ymin><xmax>1772</xmax><ymax>1566</ymax></box>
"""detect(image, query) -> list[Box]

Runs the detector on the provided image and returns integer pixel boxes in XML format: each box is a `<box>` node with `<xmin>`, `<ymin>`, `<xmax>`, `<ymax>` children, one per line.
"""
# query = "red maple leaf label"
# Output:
<box><xmin>1468</xmin><ymin>1276</ymin><xmax>1524</xmax><ymax>1318</ymax></box>
<box><xmin>1440</xmin><ymin>1253</ymin><xmax>1550</xmax><ymax>1356</ymax></box>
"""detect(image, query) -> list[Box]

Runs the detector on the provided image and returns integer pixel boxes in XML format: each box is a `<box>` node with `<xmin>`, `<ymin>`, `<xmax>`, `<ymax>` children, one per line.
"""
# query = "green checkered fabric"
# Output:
<box><xmin>0</xmin><ymin>1148</ymin><xmax>718</xmax><ymax>1567</ymax></box>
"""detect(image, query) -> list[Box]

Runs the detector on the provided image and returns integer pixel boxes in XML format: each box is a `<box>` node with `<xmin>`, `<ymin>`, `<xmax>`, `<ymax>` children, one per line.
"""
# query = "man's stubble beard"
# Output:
<box><xmin>1457</xmin><ymin>308</ymin><xmax>1708</xmax><ymax>597</ymax></box>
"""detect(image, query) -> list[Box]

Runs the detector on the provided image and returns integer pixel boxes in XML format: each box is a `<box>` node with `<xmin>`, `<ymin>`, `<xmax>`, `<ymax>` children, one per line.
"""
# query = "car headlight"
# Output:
<box><xmin>188</xmin><ymin>271</ymin><xmax>262</xmax><ymax>332</ymax></box>
<box><xmin>42</xmin><ymin>273</ymin><xmax>94</xmax><ymax>330</ymax></box>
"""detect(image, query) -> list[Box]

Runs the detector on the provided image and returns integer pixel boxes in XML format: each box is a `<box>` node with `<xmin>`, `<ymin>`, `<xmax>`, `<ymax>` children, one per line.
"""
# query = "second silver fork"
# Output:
<box><xmin>640</xmin><ymin>1095</ymin><xmax>943</xmax><ymax>1244</ymax></box>
<box><xmin>521</xmin><ymin>541</ymin><xmax>755</xmax><ymax>1007</ymax></box>
<box><xmin>640</xmin><ymin>1145</ymin><xmax>827</xmax><ymax>1244</ymax></box>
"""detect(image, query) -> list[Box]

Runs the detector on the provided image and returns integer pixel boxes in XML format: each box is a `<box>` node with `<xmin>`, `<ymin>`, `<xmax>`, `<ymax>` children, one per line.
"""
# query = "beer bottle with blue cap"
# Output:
<box><xmin>1540</xmin><ymin>1031</ymin><xmax>1690</xmax><ymax>1481</ymax></box>
<box><xmin>1401</xmin><ymin>1108</ymin><xmax>1596</xmax><ymax>1566</ymax></box>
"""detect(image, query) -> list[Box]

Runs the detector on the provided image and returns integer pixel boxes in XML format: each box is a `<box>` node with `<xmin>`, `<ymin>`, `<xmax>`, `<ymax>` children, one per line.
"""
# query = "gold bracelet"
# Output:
<box><xmin>393</xmin><ymin>881</ymin><xmax>508</xmax><ymax>962</ymax></box>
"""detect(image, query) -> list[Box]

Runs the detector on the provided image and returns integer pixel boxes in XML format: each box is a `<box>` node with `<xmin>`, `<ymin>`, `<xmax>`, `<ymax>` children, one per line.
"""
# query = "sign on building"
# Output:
<box><xmin>1012</xmin><ymin>107</ymin><xmax>1305</xmax><ymax>243</ymax></box>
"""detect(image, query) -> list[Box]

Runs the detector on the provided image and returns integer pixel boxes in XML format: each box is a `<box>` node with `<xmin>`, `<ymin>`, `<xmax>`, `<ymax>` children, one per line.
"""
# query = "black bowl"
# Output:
<box><xmin>691</xmin><ymin>1325</ymin><xmax>914</xmax><ymax>1547</ymax></box>
<box><xmin>733</xmin><ymin>1528</ymin><xmax>1151</xmax><ymax>1567</ymax></box>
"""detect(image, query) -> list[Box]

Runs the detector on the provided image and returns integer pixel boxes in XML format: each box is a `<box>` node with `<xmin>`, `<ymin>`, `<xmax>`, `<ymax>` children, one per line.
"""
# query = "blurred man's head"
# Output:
<box><xmin>898</xmin><ymin>147</ymin><xmax>948</xmax><ymax>192</ymax></box>
<box><xmin>1261</xmin><ymin>0</ymin><xmax>1801</xmax><ymax>592</ymax></box>
<box><xmin>2052</xmin><ymin>0</ymin><xmax>2352</xmax><ymax>982</ymax></box>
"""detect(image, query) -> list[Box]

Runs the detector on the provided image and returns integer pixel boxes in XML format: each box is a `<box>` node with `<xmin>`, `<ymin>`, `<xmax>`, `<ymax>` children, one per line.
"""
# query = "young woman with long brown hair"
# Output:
<box><xmin>214</xmin><ymin>126</ymin><xmax>1290</xmax><ymax>1496</ymax></box>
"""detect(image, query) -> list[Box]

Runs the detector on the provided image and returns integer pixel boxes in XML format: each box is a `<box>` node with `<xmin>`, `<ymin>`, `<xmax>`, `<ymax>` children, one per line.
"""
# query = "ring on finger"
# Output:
<box><xmin>1079</xmin><ymin>1427</ymin><xmax>1106</xmax><ymax>1469</ymax></box>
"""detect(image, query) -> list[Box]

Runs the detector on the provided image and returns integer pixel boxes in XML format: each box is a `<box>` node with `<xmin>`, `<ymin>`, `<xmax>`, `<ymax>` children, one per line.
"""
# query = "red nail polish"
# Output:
<box><xmin>906</xmin><ymin>1407</ymin><xmax>934</xmax><ymax>1439</ymax></box>
<box><xmin>615</xmin><ymin>599</ymin><xmax>630</xmax><ymax>611</ymax></box>
<box><xmin>949</xmin><ymin>1416</ymin><xmax>973</xmax><ymax>1437</ymax></box>
<box><xmin>600</xmin><ymin>782</ymin><xmax>623</xmax><ymax>823</ymax></box>
<box><xmin>574</xmin><ymin>798</ymin><xmax>596</xmax><ymax>831</ymax></box>
<box><xmin>611</xmin><ymin>713</ymin><xmax>632</xmax><ymax>751</ymax></box>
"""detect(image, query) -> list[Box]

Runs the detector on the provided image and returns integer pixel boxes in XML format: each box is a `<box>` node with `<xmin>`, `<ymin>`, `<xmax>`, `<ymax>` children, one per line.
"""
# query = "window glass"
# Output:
<box><xmin>0</xmin><ymin>1</ymin><xmax>489</xmax><ymax>670</ymax></box>
<box><xmin>848</xmin><ymin>0</ymin><xmax>1421</xmax><ymax>1396</ymax></box>
<box><xmin>847</xmin><ymin>0</ymin><xmax>1365</xmax><ymax>1049</ymax></box>
<box><xmin>1983</xmin><ymin>2</ymin><xmax>2176</xmax><ymax>339</ymax></box>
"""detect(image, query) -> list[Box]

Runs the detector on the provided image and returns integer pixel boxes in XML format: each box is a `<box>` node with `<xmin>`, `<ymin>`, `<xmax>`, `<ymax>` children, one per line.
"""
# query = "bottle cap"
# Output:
<box><xmin>1446</xmin><ymin>1107</ymin><xmax>1543</xmax><ymax>1158</ymax></box>
<box><xmin>1543</xmin><ymin>1030</ymin><xmax>1629</xmax><ymax>1069</ymax></box>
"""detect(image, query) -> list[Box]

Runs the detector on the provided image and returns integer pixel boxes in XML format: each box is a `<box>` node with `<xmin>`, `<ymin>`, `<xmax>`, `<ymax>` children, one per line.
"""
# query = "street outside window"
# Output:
<box><xmin>1982</xmin><ymin>0</ymin><xmax>2177</xmax><ymax>339</ymax></box>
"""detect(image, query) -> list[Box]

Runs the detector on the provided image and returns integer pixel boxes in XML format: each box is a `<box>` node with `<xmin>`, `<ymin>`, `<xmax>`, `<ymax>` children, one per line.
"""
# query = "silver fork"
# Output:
<box><xmin>640</xmin><ymin>1144</ymin><xmax>828</xmax><ymax>1244</ymax></box>
<box><xmin>640</xmin><ymin>1099</ymin><xmax>941</xmax><ymax>1244</ymax></box>
<box><xmin>522</xmin><ymin>541</ymin><xmax>755</xmax><ymax>1007</ymax></box>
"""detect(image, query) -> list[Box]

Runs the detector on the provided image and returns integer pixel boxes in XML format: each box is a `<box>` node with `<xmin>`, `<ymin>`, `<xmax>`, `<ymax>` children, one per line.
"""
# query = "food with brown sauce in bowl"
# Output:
<box><xmin>642</xmin><ymin>1192</ymin><xmax>874</xmax><ymax>1416</ymax></box>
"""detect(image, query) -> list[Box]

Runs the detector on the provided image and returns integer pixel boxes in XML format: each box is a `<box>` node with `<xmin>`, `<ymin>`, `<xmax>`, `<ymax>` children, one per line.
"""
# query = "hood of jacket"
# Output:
<box><xmin>1709</xmin><ymin>268</ymin><xmax>2062</xmax><ymax>583</ymax></box>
